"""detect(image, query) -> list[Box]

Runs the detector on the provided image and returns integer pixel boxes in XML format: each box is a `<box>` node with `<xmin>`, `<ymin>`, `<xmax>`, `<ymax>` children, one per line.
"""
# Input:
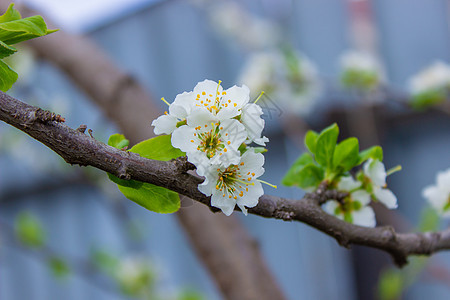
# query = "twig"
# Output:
<box><xmin>2</xmin><ymin>91</ymin><xmax>450</xmax><ymax>267</ymax></box>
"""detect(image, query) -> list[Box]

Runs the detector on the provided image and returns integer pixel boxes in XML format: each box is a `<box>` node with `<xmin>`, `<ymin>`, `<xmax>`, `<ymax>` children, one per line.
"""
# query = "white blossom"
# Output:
<box><xmin>362</xmin><ymin>159</ymin><xmax>398</xmax><ymax>209</ymax></box>
<box><xmin>322</xmin><ymin>176</ymin><xmax>376</xmax><ymax>227</ymax></box>
<box><xmin>115</xmin><ymin>256</ymin><xmax>154</xmax><ymax>296</ymax></box>
<box><xmin>239</xmin><ymin>50</ymin><xmax>321</xmax><ymax>116</ymax></box>
<box><xmin>198</xmin><ymin>149</ymin><xmax>265</xmax><ymax>216</ymax></box>
<box><xmin>409</xmin><ymin>61</ymin><xmax>450</xmax><ymax>95</ymax></box>
<box><xmin>171</xmin><ymin>110</ymin><xmax>246</xmax><ymax>172</ymax></box>
<box><xmin>339</xmin><ymin>50</ymin><xmax>385</xmax><ymax>90</ymax></box>
<box><xmin>422</xmin><ymin>168</ymin><xmax>450</xmax><ymax>217</ymax></box>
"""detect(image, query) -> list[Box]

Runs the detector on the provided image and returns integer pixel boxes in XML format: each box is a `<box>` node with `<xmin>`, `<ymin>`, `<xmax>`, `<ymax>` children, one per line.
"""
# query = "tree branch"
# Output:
<box><xmin>2</xmin><ymin>91</ymin><xmax>449</xmax><ymax>267</ymax></box>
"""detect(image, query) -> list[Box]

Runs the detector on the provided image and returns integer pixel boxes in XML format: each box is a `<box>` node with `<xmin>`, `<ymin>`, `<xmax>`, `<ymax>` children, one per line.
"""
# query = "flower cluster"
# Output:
<box><xmin>239</xmin><ymin>50</ymin><xmax>321</xmax><ymax>116</ymax></box>
<box><xmin>408</xmin><ymin>61</ymin><xmax>450</xmax><ymax>108</ymax></box>
<box><xmin>422</xmin><ymin>168</ymin><xmax>450</xmax><ymax>217</ymax></box>
<box><xmin>322</xmin><ymin>159</ymin><xmax>398</xmax><ymax>227</ymax></box>
<box><xmin>339</xmin><ymin>50</ymin><xmax>385</xmax><ymax>92</ymax></box>
<box><xmin>152</xmin><ymin>80</ymin><xmax>269</xmax><ymax>215</ymax></box>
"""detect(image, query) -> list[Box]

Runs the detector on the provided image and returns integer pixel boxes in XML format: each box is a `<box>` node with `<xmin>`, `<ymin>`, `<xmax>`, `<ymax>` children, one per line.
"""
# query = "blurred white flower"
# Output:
<box><xmin>322</xmin><ymin>176</ymin><xmax>376</xmax><ymax>227</ymax></box>
<box><xmin>409</xmin><ymin>61</ymin><xmax>450</xmax><ymax>95</ymax></box>
<box><xmin>115</xmin><ymin>256</ymin><xmax>154</xmax><ymax>297</ymax></box>
<box><xmin>339</xmin><ymin>50</ymin><xmax>385</xmax><ymax>91</ymax></box>
<box><xmin>422</xmin><ymin>168</ymin><xmax>450</xmax><ymax>217</ymax></box>
<box><xmin>239</xmin><ymin>50</ymin><xmax>321</xmax><ymax>116</ymax></box>
<box><xmin>208</xmin><ymin>1</ymin><xmax>280</xmax><ymax>50</ymax></box>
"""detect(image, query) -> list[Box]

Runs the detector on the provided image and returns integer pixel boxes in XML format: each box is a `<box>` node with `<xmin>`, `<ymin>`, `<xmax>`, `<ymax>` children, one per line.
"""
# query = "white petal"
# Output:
<box><xmin>352</xmin><ymin>206</ymin><xmax>376</xmax><ymax>227</ymax></box>
<box><xmin>211</xmin><ymin>192</ymin><xmax>235</xmax><ymax>216</ymax></box>
<box><xmin>237</xmin><ymin>181</ymin><xmax>263</xmax><ymax>209</ymax></box>
<box><xmin>186</xmin><ymin>107</ymin><xmax>217</xmax><ymax>127</ymax></box>
<box><xmin>194</xmin><ymin>79</ymin><xmax>223</xmax><ymax>95</ymax></box>
<box><xmin>170</xmin><ymin>91</ymin><xmax>194</xmax><ymax>118</ymax></box>
<box><xmin>337</xmin><ymin>176</ymin><xmax>361</xmax><ymax>191</ymax></box>
<box><xmin>241</xmin><ymin>103</ymin><xmax>265</xmax><ymax>143</ymax></box>
<box><xmin>216</xmin><ymin>106</ymin><xmax>240</xmax><ymax>120</ymax></box>
<box><xmin>222</xmin><ymin>84</ymin><xmax>250</xmax><ymax>108</ymax></box>
<box><xmin>209</xmin><ymin>147</ymin><xmax>241</xmax><ymax>167</ymax></box>
<box><xmin>152</xmin><ymin>114</ymin><xmax>178</xmax><ymax>135</ymax></box>
<box><xmin>423</xmin><ymin>185</ymin><xmax>448</xmax><ymax>212</ymax></box>
<box><xmin>436</xmin><ymin>169</ymin><xmax>450</xmax><ymax>192</ymax></box>
<box><xmin>364</xmin><ymin>159</ymin><xmax>386</xmax><ymax>187</ymax></box>
<box><xmin>171</xmin><ymin>126</ymin><xmax>198</xmax><ymax>153</ymax></box>
<box><xmin>352</xmin><ymin>190</ymin><xmax>371</xmax><ymax>206</ymax></box>
<box><xmin>239</xmin><ymin>150</ymin><xmax>265</xmax><ymax>178</ymax></box>
<box><xmin>321</xmin><ymin>200</ymin><xmax>340</xmax><ymax>217</ymax></box>
<box><xmin>374</xmin><ymin>187</ymin><xmax>398</xmax><ymax>209</ymax></box>
<box><xmin>220</xmin><ymin>119</ymin><xmax>247</xmax><ymax>149</ymax></box>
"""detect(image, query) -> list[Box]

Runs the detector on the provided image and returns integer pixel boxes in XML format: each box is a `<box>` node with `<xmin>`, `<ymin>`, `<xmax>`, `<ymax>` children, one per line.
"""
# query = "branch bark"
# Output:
<box><xmin>2</xmin><ymin>91</ymin><xmax>450</xmax><ymax>267</ymax></box>
<box><xmin>0</xmin><ymin>2</ymin><xmax>286</xmax><ymax>298</ymax></box>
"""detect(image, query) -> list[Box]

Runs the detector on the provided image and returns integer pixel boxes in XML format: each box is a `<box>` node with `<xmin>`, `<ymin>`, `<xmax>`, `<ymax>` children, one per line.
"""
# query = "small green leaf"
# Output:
<box><xmin>333</xmin><ymin>137</ymin><xmax>359</xmax><ymax>172</ymax></box>
<box><xmin>0</xmin><ymin>15</ymin><xmax>52</xmax><ymax>45</ymax></box>
<box><xmin>0</xmin><ymin>59</ymin><xmax>17</xmax><ymax>91</ymax></box>
<box><xmin>91</xmin><ymin>249</ymin><xmax>119</xmax><ymax>275</ymax></box>
<box><xmin>315</xmin><ymin>123</ymin><xmax>339</xmax><ymax>168</ymax></box>
<box><xmin>304</xmin><ymin>130</ymin><xmax>318</xmax><ymax>154</ymax></box>
<box><xmin>358</xmin><ymin>145</ymin><xmax>383</xmax><ymax>164</ymax></box>
<box><xmin>253</xmin><ymin>147</ymin><xmax>267</xmax><ymax>154</ymax></box>
<box><xmin>285</xmin><ymin>163</ymin><xmax>324</xmax><ymax>189</ymax></box>
<box><xmin>15</xmin><ymin>212</ymin><xmax>45</xmax><ymax>248</ymax></box>
<box><xmin>48</xmin><ymin>256</ymin><xmax>70</xmax><ymax>278</ymax></box>
<box><xmin>108</xmin><ymin>133</ymin><xmax>129</xmax><ymax>149</ymax></box>
<box><xmin>282</xmin><ymin>152</ymin><xmax>315</xmax><ymax>186</ymax></box>
<box><xmin>130</xmin><ymin>134</ymin><xmax>184</xmax><ymax>161</ymax></box>
<box><xmin>377</xmin><ymin>269</ymin><xmax>404</xmax><ymax>300</ymax></box>
<box><xmin>0</xmin><ymin>39</ymin><xmax>16</xmax><ymax>58</ymax></box>
<box><xmin>0</xmin><ymin>4</ymin><xmax>21</xmax><ymax>23</ymax></box>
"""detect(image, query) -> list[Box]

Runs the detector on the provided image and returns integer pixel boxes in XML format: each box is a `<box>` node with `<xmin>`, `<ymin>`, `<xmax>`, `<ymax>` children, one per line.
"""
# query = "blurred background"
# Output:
<box><xmin>1</xmin><ymin>0</ymin><xmax>450</xmax><ymax>299</ymax></box>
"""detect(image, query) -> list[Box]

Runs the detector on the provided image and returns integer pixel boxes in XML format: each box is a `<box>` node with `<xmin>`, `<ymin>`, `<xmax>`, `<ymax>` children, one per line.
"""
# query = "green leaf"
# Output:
<box><xmin>304</xmin><ymin>130</ymin><xmax>318</xmax><ymax>154</ymax></box>
<box><xmin>333</xmin><ymin>137</ymin><xmax>359</xmax><ymax>172</ymax></box>
<box><xmin>315</xmin><ymin>123</ymin><xmax>339</xmax><ymax>169</ymax></box>
<box><xmin>282</xmin><ymin>152</ymin><xmax>315</xmax><ymax>186</ymax></box>
<box><xmin>118</xmin><ymin>183</ymin><xmax>180</xmax><ymax>214</ymax></box>
<box><xmin>0</xmin><ymin>15</ymin><xmax>53</xmax><ymax>45</ymax></box>
<box><xmin>0</xmin><ymin>40</ymin><xmax>17</xmax><ymax>58</ymax></box>
<box><xmin>0</xmin><ymin>4</ymin><xmax>21</xmax><ymax>23</ymax></box>
<box><xmin>418</xmin><ymin>207</ymin><xmax>440</xmax><ymax>232</ymax></box>
<box><xmin>293</xmin><ymin>164</ymin><xmax>324</xmax><ymax>189</ymax></box>
<box><xmin>358</xmin><ymin>145</ymin><xmax>383</xmax><ymax>164</ymax></box>
<box><xmin>253</xmin><ymin>147</ymin><xmax>268</xmax><ymax>154</ymax></box>
<box><xmin>130</xmin><ymin>134</ymin><xmax>184</xmax><ymax>161</ymax></box>
<box><xmin>48</xmin><ymin>256</ymin><xmax>70</xmax><ymax>278</ymax></box>
<box><xmin>108</xmin><ymin>133</ymin><xmax>129</xmax><ymax>149</ymax></box>
<box><xmin>377</xmin><ymin>269</ymin><xmax>404</xmax><ymax>300</ymax></box>
<box><xmin>15</xmin><ymin>212</ymin><xmax>45</xmax><ymax>248</ymax></box>
<box><xmin>106</xmin><ymin>134</ymin><xmax>183</xmax><ymax>214</ymax></box>
<box><xmin>0</xmin><ymin>59</ymin><xmax>17</xmax><ymax>91</ymax></box>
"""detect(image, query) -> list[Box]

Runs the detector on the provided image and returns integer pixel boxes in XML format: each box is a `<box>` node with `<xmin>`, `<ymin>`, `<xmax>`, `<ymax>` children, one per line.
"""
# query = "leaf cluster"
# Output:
<box><xmin>282</xmin><ymin>123</ymin><xmax>383</xmax><ymax>190</ymax></box>
<box><xmin>0</xmin><ymin>3</ymin><xmax>57</xmax><ymax>91</ymax></box>
<box><xmin>108</xmin><ymin>134</ymin><xmax>184</xmax><ymax>214</ymax></box>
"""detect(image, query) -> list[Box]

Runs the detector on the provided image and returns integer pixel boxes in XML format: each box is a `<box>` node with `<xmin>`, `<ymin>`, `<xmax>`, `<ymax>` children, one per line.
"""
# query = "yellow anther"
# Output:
<box><xmin>224</xmin><ymin>148</ymin><xmax>227</xmax><ymax>152</ymax></box>
<box><xmin>202</xmin><ymin>91</ymin><xmax>206</xmax><ymax>95</ymax></box>
<box><xmin>240</xmin><ymin>162</ymin><xmax>244</xmax><ymax>166</ymax></box>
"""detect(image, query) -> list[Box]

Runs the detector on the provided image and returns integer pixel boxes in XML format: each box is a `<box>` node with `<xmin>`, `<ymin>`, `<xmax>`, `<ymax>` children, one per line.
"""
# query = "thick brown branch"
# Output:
<box><xmin>2</xmin><ymin>91</ymin><xmax>449</xmax><ymax>267</ymax></box>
